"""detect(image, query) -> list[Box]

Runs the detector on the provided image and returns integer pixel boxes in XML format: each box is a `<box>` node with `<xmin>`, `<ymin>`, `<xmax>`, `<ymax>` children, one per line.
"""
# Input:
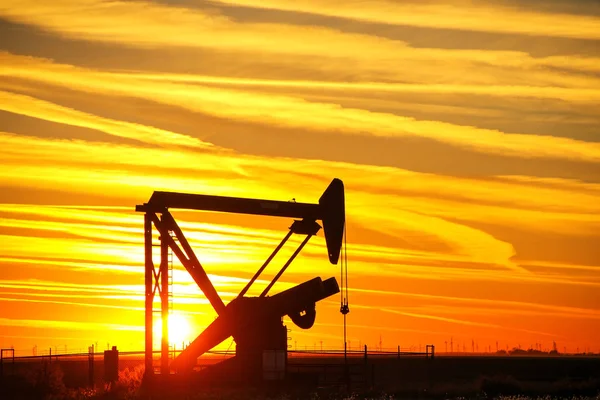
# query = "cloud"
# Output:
<box><xmin>124</xmin><ymin>72</ymin><xmax>600</xmax><ymax>104</ymax></box>
<box><xmin>2</xmin><ymin>0</ymin><xmax>600</xmax><ymax>91</ymax></box>
<box><xmin>0</xmin><ymin>90</ymin><xmax>218</xmax><ymax>149</ymax></box>
<box><xmin>2</xmin><ymin>53</ymin><xmax>600</xmax><ymax>163</ymax></box>
<box><xmin>352</xmin><ymin>304</ymin><xmax>559</xmax><ymax>337</ymax></box>
<box><xmin>0</xmin><ymin>317</ymin><xmax>143</xmax><ymax>331</ymax></box>
<box><xmin>352</xmin><ymin>287</ymin><xmax>600</xmax><ymax>320</ymax></box>
<box><xmin>1</xmin><ymin>128</ymin><xmax>598</xmax><ymax>280</ymax></box>
<box><xmin>211</xmin><ymin>0</ymin><xmax>600</xmax><ymax>40</ymax></box>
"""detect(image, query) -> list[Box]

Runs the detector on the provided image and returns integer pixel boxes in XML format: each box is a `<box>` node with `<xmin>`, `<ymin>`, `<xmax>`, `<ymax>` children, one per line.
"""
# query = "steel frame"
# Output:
<box><xmin>138</xmin><ymin>179</ymin><xmax>345</xmax><ymax>378</ymax></box>
<box><xmin>142</xmin><ymin>211</ymin><xmax>320</xmax><ymax>376</ymax></box>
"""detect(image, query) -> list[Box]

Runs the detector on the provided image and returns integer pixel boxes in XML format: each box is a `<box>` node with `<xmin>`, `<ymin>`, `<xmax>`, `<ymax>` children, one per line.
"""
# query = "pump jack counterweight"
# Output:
<box><xmin>137</xmin><ymin>179</ymin><xmax>346</xmax><ymax>384</ymax></box>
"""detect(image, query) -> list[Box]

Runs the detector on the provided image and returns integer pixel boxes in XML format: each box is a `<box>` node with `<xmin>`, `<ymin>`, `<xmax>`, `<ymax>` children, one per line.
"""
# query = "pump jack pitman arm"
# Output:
<box><xmin>136</xmin><ymin>178</ymin><xmax>345</xmax><ymax>264</ymax></box>
<box><xmin>172</xmin><ymin>276</ymin><xmax>340</xmax><ymax>371</ymax></box>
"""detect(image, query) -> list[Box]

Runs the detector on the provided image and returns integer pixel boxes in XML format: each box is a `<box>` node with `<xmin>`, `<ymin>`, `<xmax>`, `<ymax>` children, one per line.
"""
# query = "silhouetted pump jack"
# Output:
<box><xmin>136</xmin><ymin>178</ymin><xmax>345</xmax><ymax>382</ymax></box>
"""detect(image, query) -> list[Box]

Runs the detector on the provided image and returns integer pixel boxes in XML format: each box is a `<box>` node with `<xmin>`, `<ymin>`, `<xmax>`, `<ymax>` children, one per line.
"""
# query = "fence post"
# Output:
<box><xmin>88</xmin><ymin>345</ymin><xmax>95</xmax><ymax>388</ymax></box>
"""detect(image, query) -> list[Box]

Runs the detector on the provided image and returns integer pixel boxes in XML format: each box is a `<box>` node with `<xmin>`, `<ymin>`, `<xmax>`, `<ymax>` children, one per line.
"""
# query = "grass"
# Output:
<box><xmin>2</xmin><ymin>358</ymin><xmax>600</xmax><ymax>400</ymax></box>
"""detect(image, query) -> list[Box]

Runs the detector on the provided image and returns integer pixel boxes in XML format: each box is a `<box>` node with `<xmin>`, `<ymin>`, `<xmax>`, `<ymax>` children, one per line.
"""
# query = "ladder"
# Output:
<box><xmin>150</xmin><ymin>230</ymin><xmax>176</xmax><ymax>372</ymax></box>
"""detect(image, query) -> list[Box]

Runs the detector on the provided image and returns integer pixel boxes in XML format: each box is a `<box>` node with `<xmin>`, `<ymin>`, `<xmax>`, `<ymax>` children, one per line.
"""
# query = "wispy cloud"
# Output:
<box><xmin>211</xmin><ymin>0</ymin><xmax>600</xmax><ymax>40</ymax></box>
<box><xmin>352</xmin><ymin>304</ymin><xmax>560</xmax><ymax>337</ymax></box>
<box><xmin>0</xmin><ymin>317</ymin><xmax>143</xmax><ymax>332</ymax></box>
<box><xmin>3</xmin><ymin>53</ymin><xmax>600</xmax><ymax>163</ymax></box>
<box><xmin>0</xmin><ymin>90</ymin><xmax>218</xmax><ymax>149</ymax></box>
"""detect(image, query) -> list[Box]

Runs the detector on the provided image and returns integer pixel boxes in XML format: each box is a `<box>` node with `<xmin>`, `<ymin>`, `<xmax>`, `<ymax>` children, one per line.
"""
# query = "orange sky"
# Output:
<box><xmin>0</xmin><ymin>0</ymin><xmax>599</xmax><ymax>356</ymax></box>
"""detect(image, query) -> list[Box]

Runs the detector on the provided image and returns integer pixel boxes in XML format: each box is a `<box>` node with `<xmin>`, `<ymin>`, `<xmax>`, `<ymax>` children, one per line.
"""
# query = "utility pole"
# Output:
<box><xmin>450</xmin><ymin>337</ymin><xmax>453</xmax><ymax>353</ymax></box>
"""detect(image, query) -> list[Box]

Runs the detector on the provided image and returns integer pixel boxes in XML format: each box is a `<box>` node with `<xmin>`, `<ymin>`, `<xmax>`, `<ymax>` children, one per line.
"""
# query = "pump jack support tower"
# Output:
<box><xmin>136</xmin><ymin>178</ymin><xmax>345</xmax><ymax>381</ymax></box>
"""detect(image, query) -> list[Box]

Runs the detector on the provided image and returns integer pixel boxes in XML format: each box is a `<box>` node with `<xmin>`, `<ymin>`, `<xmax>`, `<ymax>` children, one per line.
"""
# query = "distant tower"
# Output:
<box><xmin>450</xmin><ymin>337</ymin><xmax>453</xmax><ymax>353</ymax></box>
<box><xmin>445</xmin><ymin>341</ymin><xmax>448</xmax><ymax>353</ymax></box>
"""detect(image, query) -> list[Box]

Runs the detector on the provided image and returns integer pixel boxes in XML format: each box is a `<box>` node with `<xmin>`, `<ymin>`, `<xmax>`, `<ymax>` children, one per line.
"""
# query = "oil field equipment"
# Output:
<box><xmin>136</xmin><ymin>178</ymin><xmax>347</xmax><ymax>383</ymax></box>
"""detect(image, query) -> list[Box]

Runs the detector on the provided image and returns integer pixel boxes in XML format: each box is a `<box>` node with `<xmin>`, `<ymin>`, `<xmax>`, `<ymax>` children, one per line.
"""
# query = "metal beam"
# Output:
<box><xmin>159</xmin><ymin>215</ymin><xmax>169</xmax><ymax>375</ymax></box>
<box><xmin>151</xmin><ymin>213</ymin><xmax>226</xmax><ymax>315</ymax></box>
<box><xmin>138</xmin><ymin>192</ymin><xmax>320</xmax><ymax>220</ymax></box>
<box><xmin>136</xmin><ymin>178</ymin><xmax>345</xmax><ymax>265</ymax></box>
<box><xmin>236</xmin><ymin>229</ymin><xmax>293</xmax><ymax>299</ymax></box>
<box><xmin>260</xmin><ymin>234</ymin><xmax>315</xmax><ymax>298</ymax></box>
<box><xmin>144</xmin><ymin>213</ymin><xmax>154</xmax><ymax>376</ymax></box>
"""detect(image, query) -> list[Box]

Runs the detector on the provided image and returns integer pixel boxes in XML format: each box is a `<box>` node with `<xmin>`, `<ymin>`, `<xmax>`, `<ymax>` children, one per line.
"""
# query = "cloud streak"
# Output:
<box><xmin>2</xmin><ymin>53</ymin><xmax>600</xmax><ymax>163</ymax></box>
<box><xmin>212</xmin><ymin>0</ymin><xmax>600</xmax><ymax>40</ymax></box>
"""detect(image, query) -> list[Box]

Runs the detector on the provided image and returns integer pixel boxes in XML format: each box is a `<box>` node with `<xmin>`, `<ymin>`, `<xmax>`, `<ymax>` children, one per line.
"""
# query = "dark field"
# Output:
<box><xmin>1</xmin><ymin>353</ymin><xmax>600</xmax><ymax>399</ymax></box>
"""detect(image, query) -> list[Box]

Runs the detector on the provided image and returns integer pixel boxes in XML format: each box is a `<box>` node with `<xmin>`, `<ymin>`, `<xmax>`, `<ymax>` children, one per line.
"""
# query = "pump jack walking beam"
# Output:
<box><xmin>137</xmin><ymin>178</ymin><xmax>345</xmax><ymax>376</ymax></box>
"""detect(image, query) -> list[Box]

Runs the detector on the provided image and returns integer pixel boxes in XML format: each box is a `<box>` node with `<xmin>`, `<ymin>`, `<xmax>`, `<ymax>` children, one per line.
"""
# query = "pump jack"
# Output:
<box><xmin>136</xmin><ymin>178</ymin><xmax>345</xmax><ymax>382</ymax></box>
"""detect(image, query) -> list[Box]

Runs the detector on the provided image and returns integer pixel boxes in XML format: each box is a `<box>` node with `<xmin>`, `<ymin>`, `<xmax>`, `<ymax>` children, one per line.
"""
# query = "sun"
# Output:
<box><xmin>152</xmin><ymin>313</ymin><xmax>193</xmax><ymax>347</ymax></box>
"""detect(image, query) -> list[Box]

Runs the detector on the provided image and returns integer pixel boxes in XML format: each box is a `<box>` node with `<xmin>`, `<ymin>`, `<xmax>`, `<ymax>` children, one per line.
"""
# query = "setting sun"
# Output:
<box><xmin>152</xmin><ymin>313</ymin><xmax>193</xmax><ymax>348</ymax></box>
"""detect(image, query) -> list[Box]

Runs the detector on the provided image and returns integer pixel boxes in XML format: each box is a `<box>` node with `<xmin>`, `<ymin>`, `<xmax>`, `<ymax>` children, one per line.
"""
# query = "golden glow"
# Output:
<box><xmin>0</xmin><ymin>0</ymin><xmax>598</xmax><ymax>355</ymax></box>
<box><xmin>211</xmin><ymin>0</ymin><xmax>600</xmax><ymax>40</ymax></box>
<box><xmin>153</xmin><ymin>313</ymin><xmax>193</xmax><ymax>347</ymax></box>
<box><xmin>2</xmin><ymin>56</ymin><xmax>600</xmax><ymax>163</ymax></box>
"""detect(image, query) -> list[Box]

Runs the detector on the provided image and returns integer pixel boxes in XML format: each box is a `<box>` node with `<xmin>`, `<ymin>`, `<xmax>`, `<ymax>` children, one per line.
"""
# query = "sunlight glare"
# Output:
<box><xmin>152</xmin><ymin>313</ymin><xmax>192</xmax><ymax>347</ymax></box>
